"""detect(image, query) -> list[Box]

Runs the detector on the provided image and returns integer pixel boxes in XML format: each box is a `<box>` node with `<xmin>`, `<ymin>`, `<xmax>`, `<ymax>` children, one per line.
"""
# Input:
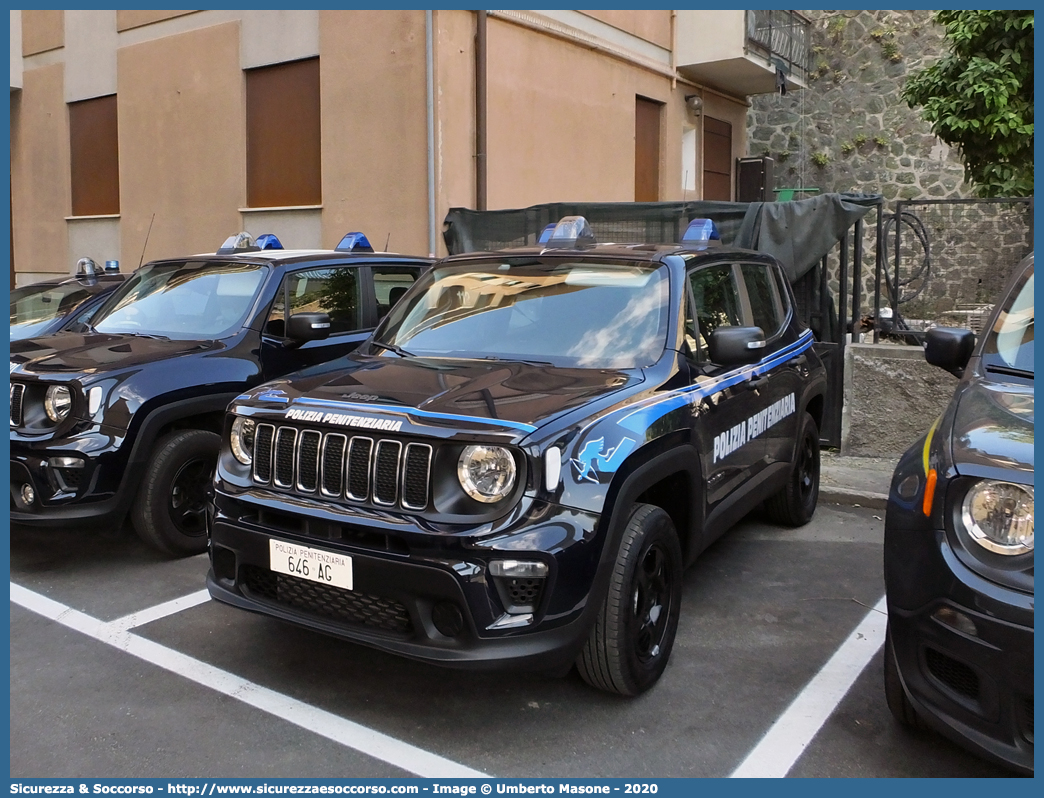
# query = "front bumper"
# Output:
<box><xmin>10</xmin><ymin>423</ymin><xmax>132</xmax><ymax>527</ymax></box>
<box><xmin>207</xmin><ymin>487</ymin><xmax>607</xmax><ymax>672</ymax></box>
<box><xmin>886</xmin><ymin>519</ymin><xmax>1034</xmax><ymax>774</ymax></box>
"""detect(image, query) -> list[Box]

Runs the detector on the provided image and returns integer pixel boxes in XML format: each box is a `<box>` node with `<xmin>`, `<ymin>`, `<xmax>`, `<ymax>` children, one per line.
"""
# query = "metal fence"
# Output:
<box><xmin>871</xmin><ymin>198</ymin><xmax>1034</xmax><ymax>342</ymax></box>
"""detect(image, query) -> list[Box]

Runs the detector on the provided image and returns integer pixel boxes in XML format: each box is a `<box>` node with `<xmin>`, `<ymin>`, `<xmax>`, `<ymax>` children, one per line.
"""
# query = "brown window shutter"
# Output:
<box><xmin>702</xmin><ymin>116</ymin><xmax>732</xmax><ymax>201</ymax></box>
<box><xmin>246</xmin><ymin>57</ymin><xmax>322</xmax><ymax>208</ymax></box>
<box><xmin>69</xmin><ymin>95</ymin><xmax>120</xmax><ymax>216</ymax></box>
<box><xmin>634</xmin><ymin>96</ymin><xmax>662</xmax><ymax>202</ymax></box>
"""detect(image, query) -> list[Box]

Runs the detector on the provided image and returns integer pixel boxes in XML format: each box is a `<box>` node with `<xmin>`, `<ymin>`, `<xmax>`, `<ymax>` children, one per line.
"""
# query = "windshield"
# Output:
<box><xmin>91</xmin><ymin>261</ymin><xmax>267</xmax><ymax>340</ymax></box>
<box><xmin>374</xmin><ymin>260</ymin><xmax>670</xmax><ymax>368</ymax></box>
<box><xmin>10</xmin><ymin>282</ymin><xmax>94</xmax><ymax>337</ymax></box>
<box><xmin>982</xmin><ymin>260</ymin><xmax>1033</xmax><ymax>375</ymax></box>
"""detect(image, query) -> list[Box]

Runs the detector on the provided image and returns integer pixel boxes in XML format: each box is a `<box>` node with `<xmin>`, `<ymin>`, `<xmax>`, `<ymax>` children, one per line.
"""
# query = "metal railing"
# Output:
<box><xmin>868</xmin><ymin>198</ymin><xmax>1034</xmax><ymax>343</ymax></box>
<box><xmin>745</xmin><ymin>9</ymin><xmax>811</xmax><ymax>84</ymax></box>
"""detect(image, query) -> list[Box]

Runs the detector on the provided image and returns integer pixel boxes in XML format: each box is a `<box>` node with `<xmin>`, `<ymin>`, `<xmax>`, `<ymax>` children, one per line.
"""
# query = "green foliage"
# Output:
<box><xmin>811</xmin><ymin>151</ymin><xmax>831</xmax><ymax>167</ymax></box>
<box><xmin>901</xmin><ymin>10</ymin><xmax>1034</xmax><ymax>196</ymax></box>
<box><xmin>840</xmin><ymin>141</ymin><xmax>855</xmax><ymax>155</ymax></box>
<box><xmin>880</xmin><ymin>40</ymin><xmax>902</xmax><ymax>62</ymax></box>
<box><xmin>853</xmin><ymin>133</ymin><xmax>869</xmax><ymax>147</ymax></box>
<box><xmin>873</xmin><ymin>134</ymin><xmax>889</xmax><ymax>147</ymax></box>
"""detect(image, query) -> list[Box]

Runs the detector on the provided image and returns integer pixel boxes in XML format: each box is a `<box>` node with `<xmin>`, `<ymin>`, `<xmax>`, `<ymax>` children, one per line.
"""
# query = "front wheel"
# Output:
<box><xmin>131</xmin><ymin>429</ymin><xmax>220</xmax><ymax>557</ymax></box>
<box><xmin>764</xmin><ymin>411</ymin><xmax>820</xmax><ymax>527</ymax></box>
<box><xmin>577</xmin><ymin>503</ymin><xmax>683</xmax><ymax>696</ymax></box>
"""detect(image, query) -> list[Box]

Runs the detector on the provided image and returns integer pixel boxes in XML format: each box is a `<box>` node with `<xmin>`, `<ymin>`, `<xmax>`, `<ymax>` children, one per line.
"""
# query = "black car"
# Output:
<box><xmin>10</xmin><ymin>259</ymin><xmax>127</xmax><ymax>341</ymax></box>
<box><xmin>883</xmin><ymin>253</ymin><xmax>1033</xmax><ymax>773</ymax></box>
<box><xmin>10</xmin><ymin>232</ymin><xmax>432</xmax><ymax>556</ymax></box>
<box><xmin>207</xmin><ymin>216</ymin><xmax>828</xmax><ymax>695</ymax></box>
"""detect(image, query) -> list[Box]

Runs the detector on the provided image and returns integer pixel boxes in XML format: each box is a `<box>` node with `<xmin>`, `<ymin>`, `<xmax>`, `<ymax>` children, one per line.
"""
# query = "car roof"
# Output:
<box><xmin>440</xmin><ymin>242</ymin><xmax>770</xmax><ymax>265</ymax></box>
<box><xmin>15</xmin><ymin>273</ymin><xmax>126</xmax><ymax>291</ymax></box>
<box><xmin>179</xmin><ymin>249</ymin><xmax>432</xmax><ymax>266</ymax></box>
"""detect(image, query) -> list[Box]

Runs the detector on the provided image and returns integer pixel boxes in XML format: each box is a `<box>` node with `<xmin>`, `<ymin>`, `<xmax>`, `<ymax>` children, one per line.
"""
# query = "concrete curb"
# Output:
<box><xmin>820</xmin><ymin>486</ymin><xmax>888</xmax><ymax>510</ymax></box>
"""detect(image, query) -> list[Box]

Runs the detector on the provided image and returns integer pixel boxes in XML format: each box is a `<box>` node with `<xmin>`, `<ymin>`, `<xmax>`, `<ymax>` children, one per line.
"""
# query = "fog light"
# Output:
<box><xmin>20</xmin><ymin>483</ymin><xmax>36</xmax><ymax>505</ymax></box>
<box><xmin>932</xmin><ymin>606</ymin><xmax>978</xmax><ymax>637</ymax></box>
<box><xmin>48</xmin><ymin>456</ymin><xmax>84</xmax><ymax>469</ymax></box>
<box><xmin>489</xmin><ymin>560</ymin><xmax>548</xmax><ymax>578</ymax></box>
<box><xmin>432</xmin><ymin>601</ymin><xmax>464</xmax><ymax>638</ymax></box>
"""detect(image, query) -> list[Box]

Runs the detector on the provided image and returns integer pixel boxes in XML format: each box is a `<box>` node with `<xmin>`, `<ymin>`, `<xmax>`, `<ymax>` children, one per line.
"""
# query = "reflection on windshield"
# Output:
<box><xmin>376</xmin><ymin>262</ymin><xmax>670</xmax><ymax>368</ymax></box>
<box><xmin>983</xmin><ymin>265</ymin><xmax>1033</xmax><ymax>374</ymax></box>
<box><xmin>11</xmin><ymin>283</ymin><xmax>92</xmax><ymax>327</ymax></box>
<box><xmin>92</xmin><ymin>262</ymin><xmax>266</xmax><ymax>341</ymax></box>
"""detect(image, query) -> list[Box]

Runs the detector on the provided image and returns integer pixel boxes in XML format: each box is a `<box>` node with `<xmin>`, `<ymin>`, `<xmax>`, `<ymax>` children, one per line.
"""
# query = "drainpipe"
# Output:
<box><xmin>425</xmin><ymin>10</ymin><xmax>437</xmax><ymax>257</ymax></box>
<box><xmin>475</xmin><ymin>10</ymin><xmax>487</xmax><ymax>211</ymax></box>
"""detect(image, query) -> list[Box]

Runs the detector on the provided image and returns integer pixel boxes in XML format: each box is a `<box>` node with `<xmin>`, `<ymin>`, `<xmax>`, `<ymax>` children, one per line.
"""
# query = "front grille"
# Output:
<box><xmin>925</xmin><ymin>647</ymin><xmax>980</xmax><ymax>700</ymax></box>
<box><xmin>240</xmin><ymin>564</ymin><xmax>412</xmax><ymax>635</ymax></box>
<box><xmin>10</xmin><ymin>383</ymin><xmax>25</xmax><ymax>426</ymax></box>
<box><xmin>252</xmin><ymin>424</ymin><xmax>431</xmax><ymax>511</ymax></box>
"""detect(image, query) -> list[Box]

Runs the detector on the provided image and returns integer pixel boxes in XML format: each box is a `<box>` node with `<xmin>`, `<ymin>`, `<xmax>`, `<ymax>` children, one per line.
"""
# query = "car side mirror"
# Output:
<box><xmin>924</xmin><ymin>326</ymin><xmax>975</xmax><ymax>378</ymax></box>
<box><xmin>285</xmin><ymin>312</ymin><xmax>332</xmax><ymax>347</ymax></box>
<box><xmin>708</xmin><ymin>326</ymin><xmax>766</xmax><ymax>366</ymax></box>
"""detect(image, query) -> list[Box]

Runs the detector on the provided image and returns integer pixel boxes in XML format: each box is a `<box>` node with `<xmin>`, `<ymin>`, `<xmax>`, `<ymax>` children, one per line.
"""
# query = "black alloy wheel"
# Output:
<box><xmin>765</xmin><ymin>411</ymin><xmax>820</xmax><ymax>527</ymax></box>
<box><xmin>168</xmin><ymin>457</ymin><xmax>211</xmax><ymax>538</ymax></box>
<box><xmin>632</xmin><ymin>541</ymin><xmax>673</xmax><ymax>663</ymax></box>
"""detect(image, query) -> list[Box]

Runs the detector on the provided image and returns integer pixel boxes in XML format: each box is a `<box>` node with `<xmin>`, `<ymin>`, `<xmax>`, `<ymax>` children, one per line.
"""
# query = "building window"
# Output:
<box><xmin>246</xmin><ymin>57</ymin><xmax>321</xmax><ymax>208</ymax></box>
<box><xmin>69</xmin><ymin>95</ymin><xmax>119</xmax><ymax>216</ymax></box>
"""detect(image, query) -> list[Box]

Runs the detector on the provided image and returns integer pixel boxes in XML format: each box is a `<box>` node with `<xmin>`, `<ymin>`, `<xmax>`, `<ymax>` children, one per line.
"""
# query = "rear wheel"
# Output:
<box><xmin>884</xmin><ymin>622</ymin><xmax>925</xmax><ymax>728</ymax></box>
<box><xmin>765</xmin><ymin>411</ymin><xmax>820</xmax><ymax>526</ymax></box>
<box><xmin>577</xmin><ymin>503</ymin><xmax>683</xmax><ymax>696</ymax></box>
<box><xmin>132</xmin><ymin>429</ymin><xmax>219</xmax><ymax>557</ymax></box>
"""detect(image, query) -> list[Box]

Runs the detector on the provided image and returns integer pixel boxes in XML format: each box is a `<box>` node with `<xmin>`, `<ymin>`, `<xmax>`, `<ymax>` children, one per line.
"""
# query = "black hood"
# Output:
<box><xmin>252</xmin><ymin>356</ymin><xmax>644</xmax><ymax>440</ymax></box>
<box><xmin>950</xmin><ymin>376</ymin><xmax>1034</xmax><ymax>477</ymax></box>
<box><xmin>10</xmin><ymin>332</ymin><xmax>219</xmax><ymax>379</ymax></box>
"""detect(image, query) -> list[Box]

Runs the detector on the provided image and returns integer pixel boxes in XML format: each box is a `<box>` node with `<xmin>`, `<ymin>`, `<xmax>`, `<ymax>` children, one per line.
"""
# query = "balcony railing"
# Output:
<box><xmin>745</xmin><ymin>10</ymin><xmax>810</xmax><ymax>85</ymax></box>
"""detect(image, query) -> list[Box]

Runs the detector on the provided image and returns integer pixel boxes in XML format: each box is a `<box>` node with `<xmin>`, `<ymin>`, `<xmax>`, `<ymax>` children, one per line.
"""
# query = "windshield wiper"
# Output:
<box><xmin>476</xmin><ymin>355</ymin><xmax>555</xmax><ymax>367</ymax></box>
<box><xmin>985</xmin><ymin>364</ymin><xmax>1033</xmax><ymax>379</ymax></box>
<box><xmin>371</xmin><ymin>340</ymin><xmax>414</xmax><ymax>358</ymax></box>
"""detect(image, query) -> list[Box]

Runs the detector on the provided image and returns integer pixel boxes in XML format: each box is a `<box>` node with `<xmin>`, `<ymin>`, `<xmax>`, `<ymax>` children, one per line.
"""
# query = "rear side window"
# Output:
<box><xmin>741</xmin><ymin>263</ymin><xmax>784</xmax><ymax>338</ymax></box>
<box><xmin>373</xmin><ymin>266</ymin><xmax>423</xmax><ymax>320</ymax></box>
<box><xmin>266</xmin><ymin>267</ymin><xmax>361</xmax><ymax>336</ymax></box>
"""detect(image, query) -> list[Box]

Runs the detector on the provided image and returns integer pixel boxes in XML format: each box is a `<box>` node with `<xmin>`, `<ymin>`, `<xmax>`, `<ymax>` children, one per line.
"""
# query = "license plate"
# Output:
<box><xmin>269</xmin><ymin>539</ymin><xmax>353</xmax><ymax>591</ymax></box>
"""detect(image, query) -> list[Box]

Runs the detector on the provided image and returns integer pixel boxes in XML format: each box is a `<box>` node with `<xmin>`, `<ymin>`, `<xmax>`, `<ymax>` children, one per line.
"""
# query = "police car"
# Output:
<box><xmin>883</xmin><ymin>254</ymin><xmax>1033</xmax><ymax>773</ymax></box>
<box><xmin>207</xmin><ymin>217</ymin><xmax>828</xmax><ymax>694</ymax></box>
<box><xmin>10</xmin><ymin>258</ymin><xmax>127</xmax><ymax>341</ymax></box>
<box><xmin>10</xmin><ymin>232</ymin><xmax>432</xmax><ymax>556</ymax></box>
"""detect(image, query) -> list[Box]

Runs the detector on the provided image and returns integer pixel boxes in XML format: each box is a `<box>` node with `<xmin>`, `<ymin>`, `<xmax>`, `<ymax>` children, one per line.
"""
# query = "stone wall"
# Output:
<box><xmin>841</xmin><ymin>343</ymin><xmax>956</xmax><ymax>458</ymax></box>
<box><xmin>747</xmin><ymin>10</ymin><xmax>971</xmax><ymax>202</ymax></box>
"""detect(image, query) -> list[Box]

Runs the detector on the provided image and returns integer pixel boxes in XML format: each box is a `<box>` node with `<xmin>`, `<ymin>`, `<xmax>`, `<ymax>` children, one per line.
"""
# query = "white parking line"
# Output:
<box><xmin>10</xmin><ymin>582</ymin><xmax>487</xmax><ymax>778</ymax></box>
<box><xmin>109</xmin><ymin>588</ymin><xmax>212</xmax><ymax>632</ymax></box>
<box><xmin>729</xmin><ymin>595</ymin><xmax>888</xmax><ymax>778</ymax></box>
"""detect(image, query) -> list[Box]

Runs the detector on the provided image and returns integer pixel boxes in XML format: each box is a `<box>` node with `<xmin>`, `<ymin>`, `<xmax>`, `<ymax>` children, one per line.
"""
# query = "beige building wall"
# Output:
<box><xmin>319</xmin><ymin>10</ymin><xmax>431</xmax><ymax>256</ymax></box>
<box><xmin>117</xmin><ymin>22</ymin><xmax>246</xmax><ymax>265</ymax></box>
<box><xmin>11</xmin><ymin>64</ymin><xmax>70</xmax><ymax>284</ymax></box>
<box><xmin>21</xmin><ymin>10</ymin><xmax>63</xmax><ymax>56</ymax></box>
<box><xmin>10</xmin><ymin>10</ymin><xmax>764</xmax><ymax>279</ymax></box>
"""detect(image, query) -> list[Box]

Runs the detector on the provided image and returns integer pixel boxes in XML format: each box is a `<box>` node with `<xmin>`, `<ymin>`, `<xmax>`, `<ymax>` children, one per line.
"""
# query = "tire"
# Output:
<box><xmin>577</xmin><ymin>503</ymin><xmax>683</xmax><ymax>696</ymax></box>
<box><xmin>765</xmin><ymin>411</ymin><xmax>820</xmax><ymax>527</ymax></box>
<box><xmin>131</xmin><ymin>429</ymin><xmax>220</xmax><ymax>557</ymax></box>
<box><xmin>884</xmin><ymin>622</ymin><xmax>925</xmax><ymax>729</ymax></box>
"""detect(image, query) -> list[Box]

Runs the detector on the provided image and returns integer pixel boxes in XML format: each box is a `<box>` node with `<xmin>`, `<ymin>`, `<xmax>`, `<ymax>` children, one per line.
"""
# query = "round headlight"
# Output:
<box><xmin>960</xmin><ymin>480</ymin><xmax>1033</xmax><ymax>555</ymax></box>
<box><xmin>44</xmin><ymin>385</ymin><xmax>73</xmax><ymax>422</ymax></box>
<box><xmin>230</xmin><ymin>417</ymin><xmax>256</xmax><ymax>465</ymax></box>
<box><xmin>458</xmin><ymin>445</ymin><xmax>517</xmax><ymax>503</ymax></box>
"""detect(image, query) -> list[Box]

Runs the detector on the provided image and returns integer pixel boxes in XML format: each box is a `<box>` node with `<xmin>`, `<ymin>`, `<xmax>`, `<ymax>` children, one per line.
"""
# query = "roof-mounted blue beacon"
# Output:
<box><xmin>335</xmin><ymin>232</ymin><xmax>375</xmax><ymax>253</ymax></box>
<box><xmin>681</xmin><ymin>218</ymin><xmax>721</xmax><ymax>248</ymax></box>
<box><xmin>255</xmin><ymin>233</ymin><xmax>284</xmax><ymax>251</ymax></box>
<box><xmin>544</xmin><ymin>216</ymin><xmax>596</xmax><ymax>249</ymax></box>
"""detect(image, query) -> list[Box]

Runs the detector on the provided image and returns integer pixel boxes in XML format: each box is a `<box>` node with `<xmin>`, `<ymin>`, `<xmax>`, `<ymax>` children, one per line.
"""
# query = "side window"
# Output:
<box><xmin>266</xmin><ymin>267</ymin><xmax>361</xmax><ymax>337</ymax></box>
<box><xmin>741</xmin><ymin>263</ymin><xmax>784</xmax><ymax>337</ymax></box>
<box><xmin>689</xmin><ymin>263</ymin><xmax>742</xmax><ymax>358</ymax></box>
<box><xmin>373</xmin><ymin>266</ymin><xmax>422</xmax><ymax>320</ymax></box>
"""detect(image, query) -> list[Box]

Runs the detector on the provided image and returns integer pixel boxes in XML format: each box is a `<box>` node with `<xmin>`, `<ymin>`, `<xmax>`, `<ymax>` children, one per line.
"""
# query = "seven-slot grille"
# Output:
<box><xmin>252</xmin><ymin>423</ymin><xmax>432</xmax><ymax>511</ymax></box>
<box><xmin>10</xmin><ymin>383</ymin><xmax>25</xmax><ymax>426</ymax></box>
